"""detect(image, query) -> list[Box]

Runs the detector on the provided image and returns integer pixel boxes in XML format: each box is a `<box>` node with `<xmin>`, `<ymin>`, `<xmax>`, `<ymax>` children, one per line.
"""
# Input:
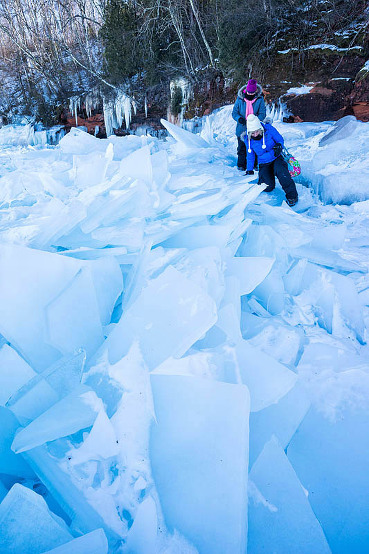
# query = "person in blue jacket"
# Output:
<box><xmin>232</xmin><ymin>79</ymin><xmax>266</xmax><ymax>171</ymax></box>
<box><xmin>244</xmin><ymin>114</ymin><xmax>298</xmax><ymax>207</ymax></box>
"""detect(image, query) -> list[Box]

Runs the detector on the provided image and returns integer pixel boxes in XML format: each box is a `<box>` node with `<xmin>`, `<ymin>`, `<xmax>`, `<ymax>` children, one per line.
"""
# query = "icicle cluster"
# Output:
<box><xmin>169</xmin><ymin>77</ymin><xmax>193</xmax><ymax>124</ymax></box>
<box><xmin>84</xmin><ymin>90</ymin><xmax>101</xmax><ymax>119</ymax></box>
<box><xmin>103</xmin><ymin>90</ymin><xmax>137</xmax><ymax>137</ymax></box>
<box><xmin>69</xmin><ymin>90</ymin><xmax>136</xmax><ymax>137</ymax></box>
<box><xmin>266</xmin><ymin>99</ymin><xmax>288</xmax><ymax>122</ymax></box>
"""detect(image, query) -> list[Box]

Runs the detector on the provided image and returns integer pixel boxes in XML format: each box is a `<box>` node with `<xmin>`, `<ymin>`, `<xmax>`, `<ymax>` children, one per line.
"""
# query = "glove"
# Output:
<box><xmin>238</xmin><ymin>116</ymin><xmax>246</xmax><ymax>125</ymax></box>
<box><xmin>273</xmin><ymin>143</ymin><xmax>283</xmax><ymax>156</ymax></box>
<box><xmin>246</xmin><ymin>170</ymin><xmax>254</xmax><ymax>175</ymax></box>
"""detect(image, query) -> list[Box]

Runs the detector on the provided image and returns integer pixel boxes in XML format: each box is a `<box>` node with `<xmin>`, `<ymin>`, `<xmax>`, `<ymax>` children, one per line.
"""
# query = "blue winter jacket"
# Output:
<box><xmin>232</xmin><ymin>84</ymin><xmax>267</xmax><ymax>137</ymax></box>
<box><xmin>245</xmin><ymin>123</ymin><xmax>285</xmax><ymax>171</ymax></box>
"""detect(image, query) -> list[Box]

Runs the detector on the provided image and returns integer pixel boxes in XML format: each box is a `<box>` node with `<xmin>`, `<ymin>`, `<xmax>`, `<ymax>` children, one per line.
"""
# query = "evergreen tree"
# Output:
<box><xmin>100</xmin><ymin>0</ymin><xmax>144</xmax><ymax>83</ymax></box>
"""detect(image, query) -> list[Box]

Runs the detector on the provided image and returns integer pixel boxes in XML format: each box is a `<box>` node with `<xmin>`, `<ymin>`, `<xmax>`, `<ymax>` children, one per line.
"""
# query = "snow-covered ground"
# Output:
<box><xmin>286</xmin><ymin>85</ymin><xmax>314</xmax><ymax>95</ymax></box>
<box><xmin>0</xmin><ymin>107</ymin><xmax>369</xmax><ymax>553</ymax></box>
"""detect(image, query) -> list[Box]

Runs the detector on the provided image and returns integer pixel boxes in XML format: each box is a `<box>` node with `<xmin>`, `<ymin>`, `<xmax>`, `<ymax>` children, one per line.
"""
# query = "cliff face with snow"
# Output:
<box><xmin>64</xmin><ymin>37</ymin><xmax>369</xmax><ymax>136</ymax></box>
<box><xmin>274</xmin><ymin>46</ymin><xmax>369</xmax><ymax>122</ymax></box>
<box><xmin>0</xmin><ymin>0</ymin><xmax>367</xmax><ymax>133</ymax></box>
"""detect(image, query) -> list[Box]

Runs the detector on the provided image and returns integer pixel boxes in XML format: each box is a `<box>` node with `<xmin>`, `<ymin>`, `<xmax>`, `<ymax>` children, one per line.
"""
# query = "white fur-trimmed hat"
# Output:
<box><xmin>247</xmin><ymin>114</ymin><xmax>263</xmax><ymax>134</ymax></box>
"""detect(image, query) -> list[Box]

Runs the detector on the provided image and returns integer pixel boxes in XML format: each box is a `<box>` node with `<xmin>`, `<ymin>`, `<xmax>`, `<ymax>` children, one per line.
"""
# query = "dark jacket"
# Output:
<box><xmin>232</xmin><ymin>84</ymin><xmax>266</xmax><ymax>137</ymax></box>
<box><xmin>245</xmin><ymin>123</ymin><xmax>284</xmax><ymax>171</ymax></box>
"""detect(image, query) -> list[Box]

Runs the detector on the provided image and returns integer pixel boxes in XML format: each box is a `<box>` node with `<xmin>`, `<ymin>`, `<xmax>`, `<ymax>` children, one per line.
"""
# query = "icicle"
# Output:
<box><xmin>75</xmin><ymin>98</ymin><xmax>81</xmax><ymax>126</ymax></box>
<box><xmin>69</xmin><ymin>96</ymin><xmax>81</xmax><ymax>127</ymax></box>
<box><xmin>103</xmin><ymin>98</ymin><xmax>115</xmax><ymax>138</ymax></box>
<box><xmin>144</xmin><ymin>96</ymin><xmax>148</xmax><ymax>119</ymax></box>
<box><xmin>85</xmin><ymin>95</ymin><xmax>92</xmax><ymax>119</ymax></box>
<box><xmin>123</xmin><ymin>95</ymin><xmax>132</xmax><ymax>129</ymax></box>
<box><xmin>279</xmin><ymin>99</ymin><xmax>288</xmax><ymax>121</ymax></box>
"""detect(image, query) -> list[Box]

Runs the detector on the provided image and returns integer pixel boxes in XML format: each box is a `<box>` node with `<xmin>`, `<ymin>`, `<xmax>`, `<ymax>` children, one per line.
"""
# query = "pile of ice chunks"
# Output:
<box><xmin>0</xmin><ymin>116</ymin><xmax>369</xmax><ymax>553</ymax></box>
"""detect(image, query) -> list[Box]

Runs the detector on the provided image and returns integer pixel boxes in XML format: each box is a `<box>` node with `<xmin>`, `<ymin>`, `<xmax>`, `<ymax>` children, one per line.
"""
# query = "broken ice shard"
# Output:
<box><xmin>6</xmin><ymin>350</ymin><xmax>85</xmax><ymax>425</ymax></box>
<box><xmin>107</xmin><ymin>265</ymin><xmax>218</xmax><ymax>369</ymax></box>
<box><xmin>45</xmin><ymin>267</ymin><xmax>104</xmax><ymax>358</ymax></box>
<box><xmin>150</xmin><ymin>374</ymin><xmax>250</xmax><ymax>553</ymax></box>
<box><xmin>22</xmin><ymin>444</ymin><xmax>120</xmax><ymax>543</ymax></box>
<box><xmin>226</xmin><ymin>256</ymin><xmax>275</xmax><ymax>295</ymax></box>
<box><xmin>0</xmin><ymin>344</ymin><xmax>36</xmax><ymax>406</ymax></box>
<box><xmin>235</xmin><ymin>340</ymin><xmax>296</xmax><ymax>412</ymax></box>
<box><xmin>161</xmin><ymin>118</ymin><xmax>209</xmax><ymax>148</ymax></box>
<box><xmin>288</xmin><ymin>406</ymin><xmax>369</xmax><ymax>553</ymax></box>
<box><xmin>0</xmin><ymin>245</ymin><xmax>103</xmax><ymax>371</ymax></box>
<box><xmin>249</xmin><ymin>383</ymin><xmax>310</xmax><ymax>467</ymax></box>
<box><xmin>125</xmin><ymin>496</ymin><xmax>158</xmax><ymax>554</ymax></box>
<box><xmin>0</xmin><ymin>407</ymin><xmax>35</xmax><ymax>478</ymax></box>
<box><xmin>248</xmin><ymin>437</ymin><xmax>330</xmax><ymax>554</ymax></box>
<box><xmin>42</xmin><ymin>529</ymin><xmax>108</xmax><ymax>554</ymax></box>
<box><xmin>12</xmin><ymin>385</ymin><xmax>101</xmax><ymax>453</ymax></box>
<box><xmin>0</xmin><ymin>483</ymin><xmax>73</xmax><ymax>554</ymax></box>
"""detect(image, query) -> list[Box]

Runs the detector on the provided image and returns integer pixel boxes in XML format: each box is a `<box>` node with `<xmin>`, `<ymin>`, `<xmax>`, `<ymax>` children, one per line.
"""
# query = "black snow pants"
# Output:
<box><xmin>258</xmin><ymin>155</ymin><xmax>298</xmax><ymax>200</ymax></box>
<box><xmin>237</xmin><ymin>138</ymin><xmax>258</xmax><ymax>170</ymax></box>
<box><xmin>237</xmin><ymin>137</ymin><xmax>247</xmax><ymax>170</ymax></box>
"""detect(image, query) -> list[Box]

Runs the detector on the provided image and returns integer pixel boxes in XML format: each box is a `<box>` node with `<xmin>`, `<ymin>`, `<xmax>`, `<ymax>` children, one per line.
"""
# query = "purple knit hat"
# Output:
<box><xmin>246</xmin><ymin>79</ymin><xmax>257</xmax><ymax>93</ymax></box>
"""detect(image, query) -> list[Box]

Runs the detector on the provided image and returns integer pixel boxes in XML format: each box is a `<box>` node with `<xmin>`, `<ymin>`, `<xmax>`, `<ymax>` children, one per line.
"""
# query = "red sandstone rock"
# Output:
<box><xmin>66</xmin><ymin>113</ymin><xmax>104</xmax><ymax>135</ymax></box>
<box><xmin>352</xmin><ymin>102</ymin><xmax>369</xmax><ymax>122</ymax></box>
<box><xmin>285</xmin><ymin>78</ymin><xmax>357</xmax><ymax>122</ymax></box>
<box><xmin>309</xmin><ymin>86</ymin><xmax>334</xmax><ymax>97</ymax></box>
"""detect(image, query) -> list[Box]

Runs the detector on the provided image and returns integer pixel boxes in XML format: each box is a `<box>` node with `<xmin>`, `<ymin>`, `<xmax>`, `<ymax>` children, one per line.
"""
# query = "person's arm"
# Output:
<box><xmin>255</xmin><ymin>97</ymin><xmax>267</xmax><ymax>122</ymax></box>
<box><xmin>269</xmin><ymin>125</ymin><xmax>285</xmax><ymax>146</ymax></box>
<box><xmin>232</xmin><ymin>98</ymin><xmax>244</xmax><ymax>123</ymax></box>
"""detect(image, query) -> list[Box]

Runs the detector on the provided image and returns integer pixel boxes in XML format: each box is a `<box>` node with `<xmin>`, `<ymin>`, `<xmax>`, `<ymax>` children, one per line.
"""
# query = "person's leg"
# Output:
<box><xmin>237</xmin><ymin>137</ymin><xmax>246</xmax><ymax>170</ymax></box>
<box><xmin>274</xmin><ymin>156</ymin><xmax>298</xmax><ymax>200</ymax></box>
<box><xmin>258</xmin><ymin>162</ymin><xmax>275</xmax><ymax>191</ymax></box>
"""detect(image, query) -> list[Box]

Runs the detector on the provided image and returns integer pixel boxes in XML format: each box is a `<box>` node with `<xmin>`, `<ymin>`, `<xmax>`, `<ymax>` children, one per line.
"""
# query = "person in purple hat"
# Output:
<box><xmin>232</xmin><ymin>78</ymin><xmax>266</xmax><ymax>171</ymax></box>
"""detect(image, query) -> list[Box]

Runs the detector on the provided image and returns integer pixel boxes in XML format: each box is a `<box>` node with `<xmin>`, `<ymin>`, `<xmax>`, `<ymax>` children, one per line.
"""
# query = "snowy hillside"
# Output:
<box><xmin>0</xmin><ymin>108</ymin><xmax>369</xmax><ymax>554</ymax></box>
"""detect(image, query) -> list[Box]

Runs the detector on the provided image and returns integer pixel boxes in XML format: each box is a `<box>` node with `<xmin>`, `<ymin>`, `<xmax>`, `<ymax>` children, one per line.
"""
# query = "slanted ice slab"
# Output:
<box><xmin>12</xmin><ymin>385</ymin><xmax>101</xmax><ymax>453</ymax></box>
<box><xmin>161</xmin><ymin>118</ymin><xmax>209</xmax><ymax>149</ymax></box>
<box><xmin>107</xmin><ymin>265</ymin><xmax>217</xmax><ymax>370</ymax></box>
<box><xmin>0</xmin><ymin>483</ymin><xmax>73</xmax><ymax>554</ymax></box>
<box><xmin>42</xmin><ymin>528</ymin><xmax>108</xmax><ymax>554</ymax></box>
<box><xmin>248</xmin><ymin>437</ymin><xmax>331</xmax><ymax>554</ymax></box>
<box><xmin>150</xmin><ymin>374</ymin><xmax>250</xmax><ymax>554</ymax></box>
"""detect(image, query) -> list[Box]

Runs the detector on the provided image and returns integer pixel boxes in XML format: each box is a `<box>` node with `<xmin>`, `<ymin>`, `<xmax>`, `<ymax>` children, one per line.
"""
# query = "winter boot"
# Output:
<box><xmin>286</xmin><ymin>196</ymin><xmax>298</xmax><ymax>207</ymax></box>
